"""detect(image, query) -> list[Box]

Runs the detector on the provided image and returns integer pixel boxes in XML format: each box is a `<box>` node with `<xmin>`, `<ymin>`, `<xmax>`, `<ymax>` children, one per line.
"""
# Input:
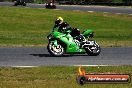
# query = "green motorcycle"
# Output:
<box><xmin>47</xmin><ymin>28</ymin><xmax>101</xmax><ymax>56</ymax></box>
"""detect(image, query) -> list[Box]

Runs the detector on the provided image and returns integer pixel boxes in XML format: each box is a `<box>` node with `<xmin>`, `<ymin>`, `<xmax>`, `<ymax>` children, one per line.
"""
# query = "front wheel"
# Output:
<box><xmin>47</xmin><ymin>42</ymin><xmax>64</xmax><ymax>56</ymax></box>
<box><xmin>85</xmin><ymin>41</ymin><xmax>101</xmax><ymax>56</ymax></box>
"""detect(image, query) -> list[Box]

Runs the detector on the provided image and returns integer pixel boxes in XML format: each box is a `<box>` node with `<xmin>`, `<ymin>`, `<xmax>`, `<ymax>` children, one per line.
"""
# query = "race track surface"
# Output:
<box><xmin>0</xmin><ymin>2</ymin><xmax>132</xmax><ymax>14</ymax></box>
<box><xmin>0</xmin><ymin>2</ymin><xmax>132</xmax><ymax>66</ymax></box>
<box><xmin>0</xmin><ymin>47</ymin><xmax>132</xmax><ymax>66</ymax></box>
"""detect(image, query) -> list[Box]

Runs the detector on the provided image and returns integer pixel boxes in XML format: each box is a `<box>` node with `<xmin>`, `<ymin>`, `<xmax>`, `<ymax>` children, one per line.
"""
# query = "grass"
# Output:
<box><xmin>0</xmin><ymin>66</ymin><xmax>132</xmax><ymax>88</ymax></box>
<box><xmin>0</xmin><ymin>6</ymin><xmax>132</xmax><ymax>47</ymax></box>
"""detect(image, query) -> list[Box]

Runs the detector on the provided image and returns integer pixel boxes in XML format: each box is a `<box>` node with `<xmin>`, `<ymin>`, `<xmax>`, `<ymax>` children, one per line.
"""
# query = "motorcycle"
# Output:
<box><xmin>47</xmin><ymin>28</ymin><xmax>101</xmax><ymax>56</ymax></box>
<box><xmin>45</xmin><ymin>2</ymin><xmax>56</xmax><ymax>9</ymax></box>
<box><xmin>13</xmin><ymin>0</ymin><xmax>26</xmax><ymax>6</ymax></box>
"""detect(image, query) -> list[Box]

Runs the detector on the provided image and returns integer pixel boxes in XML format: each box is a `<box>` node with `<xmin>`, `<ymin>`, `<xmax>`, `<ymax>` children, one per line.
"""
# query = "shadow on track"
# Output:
<box><xmin>30</xmin><ymin>54</ymin><xmax>52</xmax><ymax>57</ymax></box>
<box><xmin>30</xmin><ymin>54</ymin><xmax>89</xmax><ymax>57</ymax></box>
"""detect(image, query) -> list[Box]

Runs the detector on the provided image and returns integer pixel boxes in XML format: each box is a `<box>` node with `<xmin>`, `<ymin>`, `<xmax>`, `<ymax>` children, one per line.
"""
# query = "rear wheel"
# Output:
<box><xmin>47</xmin><ymin>42</ymin><xmax>64</xmax><ymax>56</ymax></box>
<box><xmin>85</xmin><ymin>41</ymin><xmax>101</xmax><ymax>56</ymax></box>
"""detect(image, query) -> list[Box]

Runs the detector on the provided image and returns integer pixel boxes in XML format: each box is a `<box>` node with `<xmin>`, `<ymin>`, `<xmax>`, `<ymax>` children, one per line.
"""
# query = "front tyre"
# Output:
<box><xmin>47</xmin><ymin>42</ymin><xmax>64</xmax><ymax>56</ymax></box>
<box><xmin>85</xmin><ymin>41</ymin><xmax>101</xmax><ymax>56</ymax></box>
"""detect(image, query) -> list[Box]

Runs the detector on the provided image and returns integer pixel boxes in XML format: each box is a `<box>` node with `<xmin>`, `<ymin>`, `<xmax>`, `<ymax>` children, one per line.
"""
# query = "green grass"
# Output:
<box><xmin>0</xmin><ymin>66</ymin><xmax>132</xmax><ymax>88</ymax></box>
<box><xmin>0</xmin><ymin>6</ymin><xmax>132</xmax><ymax>47</ymax></box>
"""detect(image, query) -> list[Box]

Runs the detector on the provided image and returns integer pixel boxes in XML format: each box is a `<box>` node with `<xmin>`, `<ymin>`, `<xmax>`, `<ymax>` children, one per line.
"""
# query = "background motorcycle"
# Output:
<box><xmin>45</xmin><ymin>2</ymin><xmax>56</xmax><ymax>9</ymax></box>
<box><xmin>47</xmin><ymin>29</ymin><xmax>101</xmax><ymax>56</ymax></box>
<box><xmin>13</xmin><ymin>0</ymin><xmax>26</xmax><ymax>6</ymax></box>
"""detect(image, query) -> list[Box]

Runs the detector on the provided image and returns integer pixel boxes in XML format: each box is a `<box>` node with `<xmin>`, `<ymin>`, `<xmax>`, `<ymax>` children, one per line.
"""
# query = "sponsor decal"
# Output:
<box><xmin>77</xmin><ymin>66</ymin><xmax>131</xmax><ymax>85</ymax></box>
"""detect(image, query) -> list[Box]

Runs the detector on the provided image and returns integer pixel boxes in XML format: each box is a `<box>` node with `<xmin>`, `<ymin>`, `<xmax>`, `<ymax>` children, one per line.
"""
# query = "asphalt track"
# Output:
<box><xmin>0</xmin><ymin>2</ymin><xmax>132</xmax><ymax>14</ymax></box>
<box><xmin>0</xmin><ymin>2</ymin><xmax>132</xmax><ymax>66</ymax></box>
<box><xmin>0</xmin><ymin>47</ymin><xmax>132</xmax><ymax>66</ymax></box>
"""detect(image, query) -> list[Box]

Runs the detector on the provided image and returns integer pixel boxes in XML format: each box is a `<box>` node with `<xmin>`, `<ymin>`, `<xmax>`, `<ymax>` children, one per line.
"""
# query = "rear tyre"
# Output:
<box><xmin>47</xmin><ymin>42</ymin><xmax>64</xmax><ymax>56</ymax></box>
<box><xmin>85</xmin><ymin>41</ymin><xmax>101</xmax><ymax>56</ymax></box>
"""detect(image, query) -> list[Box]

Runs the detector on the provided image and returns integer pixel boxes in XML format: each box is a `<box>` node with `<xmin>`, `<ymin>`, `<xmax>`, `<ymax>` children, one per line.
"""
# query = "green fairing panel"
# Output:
<box><xmin>52</xmin><ymin>31</ymin><xmax>86</xmax><ymax>53</ymax></box>
<box><xmin>52</xmin><ymin>31</ymin><xmax>76</xmax><ymax>52</ymax></box>
<box><xmin>60</xmin><ymin>35</ymin><xmax>79</xmax><ymax>53</ymax></box>
<box><xmin>83</xmin><ymin>29</ymin><xmax>93</xmax><ymax>38</ymax></box>
<box><xmin>60</xmin><ymin>36</ymin><xmax>85</xmax><ymax>53</ymax></box>
<box><xmin>66</xmin><ymin>43</ymin><xmax>80</xmax><ymax>53</ymax></box>
<box><xmin>53</xmin><ymin>31</ymin><xmax>65</xmax><ymax>38</ymax></box>
<box><xmin>67</xmin><ymin>48</ymin><xmax>86</xmax><ymax>53</ymax></box>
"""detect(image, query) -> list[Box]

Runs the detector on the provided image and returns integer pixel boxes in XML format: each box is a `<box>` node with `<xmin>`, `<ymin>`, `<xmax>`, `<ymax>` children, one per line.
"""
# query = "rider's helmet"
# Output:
<box><xmin>55</xmin><ymin>17</ymin><xmax>63</xmax><ymax>26</ymax></box>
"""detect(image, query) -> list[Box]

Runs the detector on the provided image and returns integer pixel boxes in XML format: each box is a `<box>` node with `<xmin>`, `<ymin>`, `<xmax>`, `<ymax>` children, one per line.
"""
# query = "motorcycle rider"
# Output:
<box><xmin>53</xmin><ymin>17</ymin><xmax>87</xmax><ymax>46</ymax></box>
<box><xmin>53</xmin><ymin>17</ymin><xmax>72</xmax><ymax>33</ymax></box>
<box><xmin>49</xmin><ymin>1</ymin><xmax>53</xmax><ymax>6</ymax></box>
